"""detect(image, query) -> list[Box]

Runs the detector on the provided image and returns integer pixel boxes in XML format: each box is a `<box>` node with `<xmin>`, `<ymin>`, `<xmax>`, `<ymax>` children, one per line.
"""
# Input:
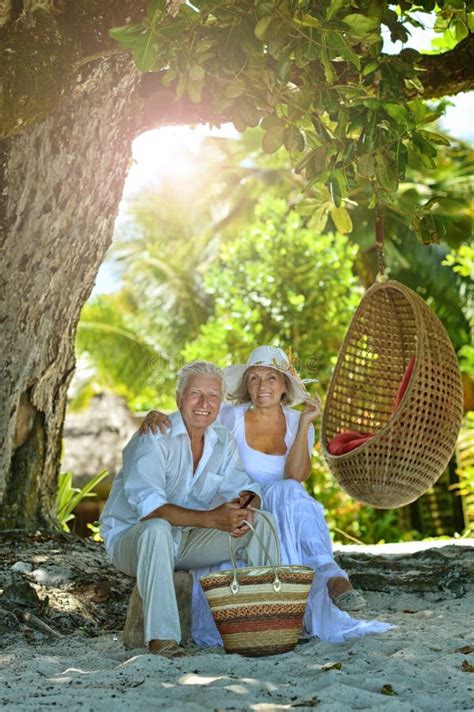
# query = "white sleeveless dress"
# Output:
<box><xmin>191</xmin><ymin>404</ymin><xmax>393</xmax><ymax>644</ymax></box>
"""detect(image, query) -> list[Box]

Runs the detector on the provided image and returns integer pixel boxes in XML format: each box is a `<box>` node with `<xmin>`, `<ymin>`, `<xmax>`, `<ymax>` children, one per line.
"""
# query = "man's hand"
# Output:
<box><xmin>207</xmin><ymin>502</ymin><xmax>253</xmax><ymax>538</ymax></box>
<box><xmin>238</xmin><ymin>491</ymin><xmax>261</xmax><ymax>510</ymax></box>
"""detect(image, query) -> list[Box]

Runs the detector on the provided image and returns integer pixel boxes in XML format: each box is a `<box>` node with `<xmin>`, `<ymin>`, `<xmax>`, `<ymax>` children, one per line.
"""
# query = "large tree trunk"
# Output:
<box><xmin>0</xmin><ymin>56</ymin><xmax>143</xmax><ymax>528</ymax></box>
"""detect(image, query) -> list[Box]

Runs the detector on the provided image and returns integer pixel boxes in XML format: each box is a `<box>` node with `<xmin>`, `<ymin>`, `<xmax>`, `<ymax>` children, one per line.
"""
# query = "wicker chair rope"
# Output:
<box><xmin>321</xmin><ymin>280</ymin><xmax>464</xmax><ymax>509</ymax></box>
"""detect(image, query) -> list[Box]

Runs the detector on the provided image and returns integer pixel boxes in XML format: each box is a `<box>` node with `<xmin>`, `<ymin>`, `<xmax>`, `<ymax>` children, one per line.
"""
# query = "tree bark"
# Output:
<box><xmin>0</xmin><ymin>55</ymin><xmax>144</xmax><ymax>528</ymax></box>
<box><xmin>417</xmin><ymin>34</ymin><xmax>474</xmax><ymax>100</ymax></box>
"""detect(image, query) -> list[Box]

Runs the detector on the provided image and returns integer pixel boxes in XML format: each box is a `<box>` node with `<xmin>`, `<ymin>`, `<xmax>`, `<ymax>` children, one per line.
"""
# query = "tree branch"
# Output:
<box><xmin>417</xmin><ymin>34</ymin><xmax>474</xmax><ymax>99</ymax></box>
<box><xmin>138</xmin><ymin>35</ymin><xmax>474</xmax><ymax>133</ymax></box>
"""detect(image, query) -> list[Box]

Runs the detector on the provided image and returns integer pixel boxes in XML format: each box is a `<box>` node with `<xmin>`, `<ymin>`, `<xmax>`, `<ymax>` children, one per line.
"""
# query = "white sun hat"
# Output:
<box><xmin>223</xmin><ymin>345</ymin><xmax>317</xmax><ymax>407</ymax></box>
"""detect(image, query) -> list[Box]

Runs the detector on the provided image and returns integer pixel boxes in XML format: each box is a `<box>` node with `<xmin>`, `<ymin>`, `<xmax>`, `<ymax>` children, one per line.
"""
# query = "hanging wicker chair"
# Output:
<box><xmin>320</xmin><ymin>279</ymin><xmax>464</xmax><ymax>509</ymax></box>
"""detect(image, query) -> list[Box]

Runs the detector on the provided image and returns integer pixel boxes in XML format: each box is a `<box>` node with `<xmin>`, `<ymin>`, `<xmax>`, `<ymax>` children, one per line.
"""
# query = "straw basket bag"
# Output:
<box><xmin>200</xmin><ymin>510</ymin><xmax>314</xmax><ymax>657</ymax></box>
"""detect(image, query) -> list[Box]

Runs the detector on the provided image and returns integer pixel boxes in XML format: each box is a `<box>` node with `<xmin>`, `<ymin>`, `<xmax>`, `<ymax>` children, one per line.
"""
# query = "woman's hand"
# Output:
<box><xmin>138</xmin><ymin>410</ymin><xmax>171</xmax><ymax>435</ymax></box>
<box><xmin>300</xmin><ymin>395</ymin><xmax>322</xmax><ymax>425</ymax></box>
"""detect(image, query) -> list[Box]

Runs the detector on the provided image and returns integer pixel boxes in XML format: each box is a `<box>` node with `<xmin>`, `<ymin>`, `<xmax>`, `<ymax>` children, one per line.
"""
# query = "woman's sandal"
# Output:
<box><xmin>333</xmin><ymin>589</ymin><xmax>367</xmax><ymax>612</ymax></box>
<box><xmin>148</xmin><ymin>639</ymin><xmax>190</xmax><ymax>658</ymax></box>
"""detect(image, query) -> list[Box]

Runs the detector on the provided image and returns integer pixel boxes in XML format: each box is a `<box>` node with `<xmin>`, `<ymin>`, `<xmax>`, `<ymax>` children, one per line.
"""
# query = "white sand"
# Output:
<box><xmin>1</xmin><ymin>544</ymin><xmax>473</xmax><ymax>711</ymax></box>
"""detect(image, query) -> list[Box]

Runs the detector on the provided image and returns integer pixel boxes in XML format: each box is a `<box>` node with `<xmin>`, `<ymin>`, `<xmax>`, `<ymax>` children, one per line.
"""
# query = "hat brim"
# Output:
<box><xmin>223</xmin><ymin>364</ymin><xmax>309</xmax><ymax>407</ymax></box>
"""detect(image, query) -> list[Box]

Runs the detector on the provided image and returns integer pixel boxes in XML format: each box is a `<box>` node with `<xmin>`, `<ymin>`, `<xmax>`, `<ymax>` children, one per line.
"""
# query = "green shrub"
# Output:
<box><xmin>56</xmin><ymin>470</ymin><xmax>109</xmax><ymax>533</ymax></box>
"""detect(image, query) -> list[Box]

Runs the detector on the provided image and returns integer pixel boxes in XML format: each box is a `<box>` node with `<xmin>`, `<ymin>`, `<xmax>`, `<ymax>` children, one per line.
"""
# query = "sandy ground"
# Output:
<box><xmin>1</xmin><ymin>540</ymin><xmax>473</xmax><ymax>711</ymax></box>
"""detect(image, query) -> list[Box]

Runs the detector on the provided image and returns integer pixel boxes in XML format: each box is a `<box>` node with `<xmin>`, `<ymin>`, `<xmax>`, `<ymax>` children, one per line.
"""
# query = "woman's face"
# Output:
<box><xmin>246</xmin><ymin>367</ymin><xmax>287</xmax><ymax>408</ymax></box>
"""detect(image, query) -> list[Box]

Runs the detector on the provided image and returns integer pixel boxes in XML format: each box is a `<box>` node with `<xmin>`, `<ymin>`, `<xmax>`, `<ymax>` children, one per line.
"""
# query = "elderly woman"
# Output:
<box><xmin>140</xmin><ymin>346</ymin><xmax>392</xmax><ymax>643</ymax></box>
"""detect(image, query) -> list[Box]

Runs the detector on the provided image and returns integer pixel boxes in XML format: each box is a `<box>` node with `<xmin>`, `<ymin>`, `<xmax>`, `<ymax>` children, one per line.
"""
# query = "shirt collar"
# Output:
<box><xmin>169</xmin><ymin>409</ymin><xmax>219</xmax><ymax>446</ymax></box>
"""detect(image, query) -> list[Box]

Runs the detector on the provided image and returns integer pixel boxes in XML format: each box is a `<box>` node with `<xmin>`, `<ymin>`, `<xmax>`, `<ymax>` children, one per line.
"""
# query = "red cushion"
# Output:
<box><xmin>394</xmin><ymin>356</ymin><xmax>416</xmax><ymax>409</ymax></box>
<box><xmin>327</xmin><ymin>431</ymin><xmax>374</xmax><ymax>455</ymax></box>
<box><xmin>327</xmin><ymin>356</ymin><xmax>416</xmax><ymax>456</ymax></box>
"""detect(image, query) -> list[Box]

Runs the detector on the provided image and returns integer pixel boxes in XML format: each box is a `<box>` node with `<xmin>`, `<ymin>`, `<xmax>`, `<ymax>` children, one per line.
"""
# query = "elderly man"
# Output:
<box><xmin>100</xmin><ymin>361</ymin><xmax>278</xmax><ymax>658</ymax></box>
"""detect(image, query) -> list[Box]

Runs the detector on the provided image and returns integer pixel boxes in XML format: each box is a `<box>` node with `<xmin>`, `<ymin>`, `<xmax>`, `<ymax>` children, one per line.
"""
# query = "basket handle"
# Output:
<box><xmin>228</xmin><ymin>508</ymin><xmax>282</xmax><ymax>595</ymax></box>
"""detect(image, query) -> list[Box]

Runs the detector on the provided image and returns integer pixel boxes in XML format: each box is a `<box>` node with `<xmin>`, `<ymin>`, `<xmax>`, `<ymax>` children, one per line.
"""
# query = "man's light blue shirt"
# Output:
<box><xmin>100</xmin><ymin>410</ymin><xmax>260</xmax><ymax>558</ymax></box>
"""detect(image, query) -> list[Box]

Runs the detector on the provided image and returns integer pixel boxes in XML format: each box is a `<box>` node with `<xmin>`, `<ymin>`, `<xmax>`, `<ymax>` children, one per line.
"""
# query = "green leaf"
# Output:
<box><xmin>321</xmin><ymin>37</ymin><xmax>335</xmax><ymax>84</ymax></box>
<box><xmin>277</xmin><ymin>54</ymin><xmax>291</xmax><ymax>81</ymax></box>
<box><xmin>412</xmin><ymin>132</ymin><xmax>438</xmax><ymax>158</ymax></box>
<box><xmin>254</xmin><ymin>15</ymin><xmax>273</xmax><ymax>41</ymax></box>
<box><xmin>406</xmin><ymin>144</ymin><xmax>426</xmax><ymax>170</ymax></box>
<box><xmin>453</xmin><ymin>17</ymin><xmax>468</xmax><ymax>42</ymax></box>
<box><xmin>262</xmin><ymin>126</ymin><xmax>286</xmax><ymax>154</ymax></box>
<box><xmin>225</xmin><ymin>78</ymin><xmax>247</xmax><ymax>99</ymax></box>
<box><xmin>291</xmin><ymin>87</ymin><xmax>314</xmax><ymax>111</ymax></box>
<box><xmin>326</xmin><ymin>0</ymin><xmax>346</xmax><ymax>20</ymax></box>
<box><xmin>232</xmin><ymin>116</ymin><xmax>247</xmax><ymax>133</ymax></box>
<box><xmin>187</xmin><ymin>80</ymin><xmax>203</xmax><ymax>103</ymax></box>
<box><xmin>419</xmin><ymin>130</ymin><xmax>450</xmax><ymax>146</ymax></box>
<box><xmin>307</xmin><ymin>205</ymin><xmax>329</xmax><ymax>232</ymax></box>
<box><xmin>396</xmin><ymin>140</ymin><xmax>408</xmax><ymax>179</ymax></box>
<box><xmin>109</xmin><ymin>24</ymin><xmax>147</xmax><ymax>48</ymax></box>
<box><xmin>147</xmin><ymin>0</ymin><xmax>166</xmax><ymax>22</ymax></box>
<box><xmin>327</xmin><ymin>32</ymin><xmax>361</xmax><ymax>70</ymax></box>
<box><xmin>375</xmin><ymin>152</ymin><xmax>398</xmax><ymax>192</ymax></box>
<box><xmin>343</xmin><ymin>13</ymin><xmax>380</xmax><ymax>37</ymax></box>
<box><xmin>56</xmin><ymin>470</ymin><xmax>109</xmax><ymax>531</ymax></box>
<box><xmin>383</xmin><ymin>102</ymin><xmax>411</xmax><ymax>128</ymax></box>
<box><xmin>237</xmin><ymin>99</ymin><xmax>261</xmax><ymax>128</ymax></box>
<box><xmin>284</xmin><ymin>126</ymin><xmax>305</xmax><ymax>152</ymax></box>
<box><xmin>133</xmin><ymin>31</ymin><xmax>157</xmax><ymax>72</ymax></box>
<box><xmin>329</xmin><ymin>169</ymin><xmax>347</xmax><ymax>206</ymax></box>
<box><xmin>189</xmin><ymin>65</ymin><xmax>205</xmax><ymax>82</ymax></box>
<box><xmin>261</xmin><ymin>114</ymin><xmax>284</xmax><ymax>130</ymax></box>
<box><xmin>362</xmin><ymin>60</ymin><xmax>379</xmax><ymax>76</ymax></box>
<box><xmin>260</xmin><ymin>115</ymin><xmax>283</xmax><ymax>130</ymax></box>
<box><xmin>297</xmin><ymin>198</ymin><xmax>322</xmax><ymax>216</ymax></box>
<box><xmin>358</xmin><ymin>152</ymin><xmax>375</xmax><ymax>178</ymax></box>
<box><xmin>294</xmin><ymin>13</ymin><xmax>321</xmax><ymax>29</ymax></box>
<box><xmin>330</xmin><ymin>206</ymin><xmax>353</xmax><ymax>233</ymax></box>
<box><xmin>162</xmin><ymin>67</ymin><xmax>177</xmax><ymax>87</ymax></box>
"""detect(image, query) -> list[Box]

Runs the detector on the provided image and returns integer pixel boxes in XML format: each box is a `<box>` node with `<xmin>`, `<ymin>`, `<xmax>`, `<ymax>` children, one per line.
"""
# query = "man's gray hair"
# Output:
<box><xmin>176</xmin><ymin>361</ymin><xmax>226</xmax><ymax>398</ymax></box>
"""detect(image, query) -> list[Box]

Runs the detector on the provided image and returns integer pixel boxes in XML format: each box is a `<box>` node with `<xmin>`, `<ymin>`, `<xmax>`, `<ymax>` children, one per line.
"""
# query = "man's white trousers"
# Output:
<box><xmin>112</xmin><ymin>514</ymin><xmax>279</xmax><ymax>644</ymax></box>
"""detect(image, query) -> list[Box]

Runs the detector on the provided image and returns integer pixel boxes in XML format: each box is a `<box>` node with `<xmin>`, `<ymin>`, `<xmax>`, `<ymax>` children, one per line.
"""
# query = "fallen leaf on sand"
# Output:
<box><xmin>456</xmin><ymin>646</ymin><xmax>474</xmax><ymax>654</ymax></box>
<box><xmin>462</xmin><ymin>660</ymin><xmax>474</xmax><ymax>673</ymax></box>
<box><xmin>380</xmin><ymin>684</ymin><xmax>398</xmax><ymax>696</ymax></box>
<box><xmin>321</xmin><ymin>662</ymin><xmax>342</xmax><ymax>671</ymax></box>
<box><xmin>290</xmin><ymin>696</ymin><xmax>319</xmax><ymax>707</ymax></box>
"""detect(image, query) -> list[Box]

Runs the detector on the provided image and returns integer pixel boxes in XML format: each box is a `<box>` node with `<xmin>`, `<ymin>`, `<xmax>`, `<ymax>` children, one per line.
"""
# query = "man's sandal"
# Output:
<box><xmin>148</xmin><ymin>640</ymin><xmax>190</xmax><ymax>658</ymax></box>
<box><xmin>333</xmin><ymin>589</ymin><xmax>367</xmax><ymax>612</ymax></box>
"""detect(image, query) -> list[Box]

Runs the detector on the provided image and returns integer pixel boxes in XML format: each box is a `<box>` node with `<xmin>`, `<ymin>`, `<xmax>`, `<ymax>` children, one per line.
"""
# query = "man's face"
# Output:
<box><xmin>177</xmin><ymin>374</ymin><xmax>222</xmax><ymax>433</ymax></box>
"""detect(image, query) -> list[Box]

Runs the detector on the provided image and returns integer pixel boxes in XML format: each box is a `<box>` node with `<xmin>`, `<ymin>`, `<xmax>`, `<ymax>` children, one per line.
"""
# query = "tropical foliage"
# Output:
<box><xmin>56</xmin><ymin>470</ymin><xmax>109</xmax><ymax>533</ymax></box>
<box><xmin>183</xmin><ymin>195</ymin><xmax>362</xmax><ymax>386</ymax></box>
<box><xmin>110</xmin><ymin>0</ymin><xmax>472</xmax><ymax>241</ymax></box>
<box><xmin>443</xmin><ymin>245</ymin><xmax>474</xmax><ymax>377</ymax></box>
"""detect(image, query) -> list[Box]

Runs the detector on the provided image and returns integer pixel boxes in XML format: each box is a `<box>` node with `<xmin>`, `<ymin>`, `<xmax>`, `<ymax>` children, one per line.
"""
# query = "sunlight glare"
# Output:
<box><xmin>125</xmin><ymin>124</ymin><xmax>238</xmax><ymax>196</ymax></box>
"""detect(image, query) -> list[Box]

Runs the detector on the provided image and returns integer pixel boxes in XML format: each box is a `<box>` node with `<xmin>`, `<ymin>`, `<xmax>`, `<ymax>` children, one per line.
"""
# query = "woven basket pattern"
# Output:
<box><xmin>200</xmin><ymin>566</ymin><xmax>314</xmax><ymax>657</ymax></box>
<box><xmin>321</xmin><ymin>280</ymin><xmax>463</xmax><ymax>508</ymax></box>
